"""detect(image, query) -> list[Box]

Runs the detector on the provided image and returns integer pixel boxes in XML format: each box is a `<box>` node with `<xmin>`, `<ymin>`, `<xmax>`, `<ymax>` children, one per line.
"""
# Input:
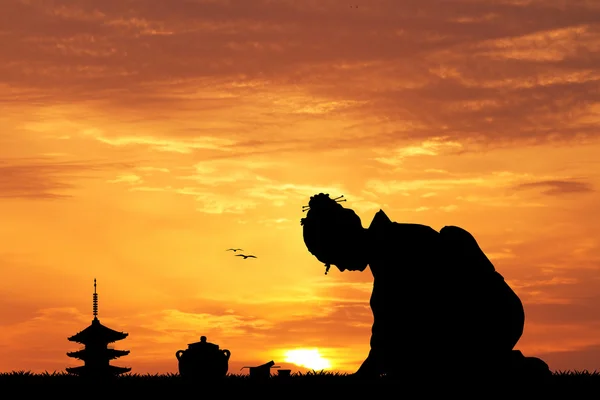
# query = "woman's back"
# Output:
<box><xmin>365</xmin><ymin>217</ymin><xmax>525</xmax><ymax>375</ymax></box>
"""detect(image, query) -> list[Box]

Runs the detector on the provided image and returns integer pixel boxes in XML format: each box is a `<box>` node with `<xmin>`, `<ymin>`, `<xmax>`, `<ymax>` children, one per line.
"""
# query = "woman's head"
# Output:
<box><xmin>301</xmin><ymin>193</ymin><xmax>368</xmax><ymax>273</ymax></box>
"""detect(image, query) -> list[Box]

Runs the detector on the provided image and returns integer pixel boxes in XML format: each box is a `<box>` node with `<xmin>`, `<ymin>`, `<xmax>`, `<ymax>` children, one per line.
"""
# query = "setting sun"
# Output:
<box><xmin>284</xmin><ymin>349</ymin><xmax>332</xmax><ymax>371</ymax></box>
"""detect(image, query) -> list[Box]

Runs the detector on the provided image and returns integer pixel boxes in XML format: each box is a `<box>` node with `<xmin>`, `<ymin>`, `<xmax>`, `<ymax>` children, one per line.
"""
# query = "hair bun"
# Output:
<box><xmin>302</xmin><ymin>193</ymin><xmax>346</xmax><ymax>214</ymax></box>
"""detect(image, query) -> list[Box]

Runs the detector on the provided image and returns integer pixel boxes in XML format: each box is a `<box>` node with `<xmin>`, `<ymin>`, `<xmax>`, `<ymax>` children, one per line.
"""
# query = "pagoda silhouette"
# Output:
<box><xmin>66</xmin><ymin>279</ymin><xmax>131</xmax><ymax>378</ymax></box>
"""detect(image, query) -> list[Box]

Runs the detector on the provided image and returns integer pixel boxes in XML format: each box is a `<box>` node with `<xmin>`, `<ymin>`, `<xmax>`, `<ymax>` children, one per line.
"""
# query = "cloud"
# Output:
<box><xmin>439</xmin><ymin>204</ymin><xmax>458</xmax><ymax>212</ymax></box>
<box><xmin>135</xmin><ymin>166</ymin><xmax>170</xmax><ymax>173</ymax></box>
<box><xmin>135</xmin><ymin>309</ymin><xmax>276</xmax><ymax>340</ymax></box>
<box><xmin>106</xmin><ymin>174</ymin><xmax>143</xmax><ymax>184</ymax></box>
<box><xmin>512</xmin><ymin>179</ymin><xmax>594</xmax><ymax>195</ymax></box>
<box><xmin>126</xmin><ymin>156</ymin><xmax>385</xmax><ymax>214</ymax></box>
<box><xmin>256</xmin><ymin>217</ymin><xmax>291</xmax><ymax>228</ymax></box>
<box><xmin>0</xmin><ymin>158</ymin><xmax>132</xmax><ymax>199</ymax></box>
<box><xmin>366</xmin><ymin>178</ymin><xmax>479</xmax><ymax>194</ymax></box>
<box><xmin>362</xmin><ymin>171</ymin><xmax>596</xmax><ymax>213</ymax></box>
<box><xmin>2</xmin><ymin>0</ymin><xmax>600</xmax><ymax>149</ymax></box>
<box><xmin>371</xmin><ymin>137</ymin><xmax>464</xmax><ymax>166</ymax></box>
<box><xmin>82</xmin><ymin>128</ymin><xmax>238</xmax><ymax>154</ymax></box>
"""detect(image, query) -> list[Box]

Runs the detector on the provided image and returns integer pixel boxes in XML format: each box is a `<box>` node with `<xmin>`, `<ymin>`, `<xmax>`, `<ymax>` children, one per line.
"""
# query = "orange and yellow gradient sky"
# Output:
<box><xmin>1</xmin><ymin>0</ymin><xmax>600</xmax><ymax>375</ymax></box>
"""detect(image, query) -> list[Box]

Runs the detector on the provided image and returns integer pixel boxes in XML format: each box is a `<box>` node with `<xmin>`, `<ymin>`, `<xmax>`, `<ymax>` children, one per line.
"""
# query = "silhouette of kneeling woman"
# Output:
<box><xmin>301</xmin><ymin>193</ymin><xmax>550</xmax><ymax>381</ymax></box>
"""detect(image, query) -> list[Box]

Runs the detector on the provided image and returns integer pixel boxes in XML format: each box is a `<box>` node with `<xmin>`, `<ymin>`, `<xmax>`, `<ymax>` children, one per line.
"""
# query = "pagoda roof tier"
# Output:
<box><xmin>66</xmin><ymin>365</ymin><xmax>131</xmax><ymax>376</ymax></box>
<box><xmin>67</xmin><ymin>348</ymin><xmax>130</xmax><ymax>360</ymax></box>
<box><xmin>68</xmin><ymin>317</ymin><xmax>128</xmax><ymax>344</ymax></box>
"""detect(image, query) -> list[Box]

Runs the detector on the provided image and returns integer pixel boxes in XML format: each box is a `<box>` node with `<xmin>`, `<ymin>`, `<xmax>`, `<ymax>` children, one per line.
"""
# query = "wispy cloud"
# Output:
<box><xmin>0</xmin><ymin>158</ymin><xmax>132</xmax><ymax>199</ymax></box>
<box><xmin>83</xmin><ymin>128</ymin><xmax>238</xmax><ymax>154</ymax></box>
<box><xmin>2</xmin><ymin>0</ymin><xmax>600</xmax><ymax>148</ymax></box>
<box><xmin>135</xmin><ymin>166</ymin><xmax>170</xmax><ymax>173</ymax></box>
<box><xmin>372</xmin><ymin>137</ymin><xmax>464</xmax><ymax>166</ymax></box>
<box><xmin>107</xmin><ymin>174</ymin><xmax>143</xmax><ymax>184</ymax></box>
<box><xmin>512</xmin><ymin>179</ymin><xmax>594</xmax><ymax>195</ymax></box>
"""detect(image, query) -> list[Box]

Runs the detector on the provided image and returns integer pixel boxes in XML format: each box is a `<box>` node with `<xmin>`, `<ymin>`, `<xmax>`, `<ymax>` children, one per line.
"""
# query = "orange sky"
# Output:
<box><xmin>1</xmin><ymin>0</ymin><xmax>600</xmax><ymax>375</ymax></box>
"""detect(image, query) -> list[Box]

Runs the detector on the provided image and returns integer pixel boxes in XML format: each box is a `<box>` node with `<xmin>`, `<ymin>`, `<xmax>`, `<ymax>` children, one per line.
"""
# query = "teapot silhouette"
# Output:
<box><xmin>176</xmin><ymin>336</ymin><xmax>231</xmax><ymax>379</ymax></box>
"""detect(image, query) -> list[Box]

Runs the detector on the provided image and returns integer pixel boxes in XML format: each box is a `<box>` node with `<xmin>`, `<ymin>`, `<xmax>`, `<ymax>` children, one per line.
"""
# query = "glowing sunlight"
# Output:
<box><xmin>284</xmin><ymin>349</ymin><xmax>332</xmax><ymax>371</ymax></box>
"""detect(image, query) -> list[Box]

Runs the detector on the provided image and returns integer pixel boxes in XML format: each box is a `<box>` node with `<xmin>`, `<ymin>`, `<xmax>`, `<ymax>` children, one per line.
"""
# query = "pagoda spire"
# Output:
<box><xmin>93</xmin><ymin>278</ymin><xmax>98</xmax><ymax>319</ymax></box>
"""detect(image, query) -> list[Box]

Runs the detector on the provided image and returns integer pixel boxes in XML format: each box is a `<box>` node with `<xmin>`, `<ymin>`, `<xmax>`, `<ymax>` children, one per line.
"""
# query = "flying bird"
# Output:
<box><xmin>226</xmin><ymin>248</ymin><xmax>243</xmax><ymax>252</ymax></box>
<box><xmin>236</xmin><ymin>254</ymin><xmax>257</xmax><ymax>259</ymax></box>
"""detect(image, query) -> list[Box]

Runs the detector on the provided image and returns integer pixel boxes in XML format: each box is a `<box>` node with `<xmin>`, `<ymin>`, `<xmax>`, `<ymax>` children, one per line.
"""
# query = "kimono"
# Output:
<box><xmin>355</xmin><ymin>210</ymin><xmax>525</xmax><ymax>378</ymax></box>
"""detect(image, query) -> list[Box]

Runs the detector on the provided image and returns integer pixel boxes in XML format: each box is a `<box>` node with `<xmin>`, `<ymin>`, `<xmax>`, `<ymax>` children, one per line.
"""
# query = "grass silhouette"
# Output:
<box><xmin>1</xmin><ymin>369</ymin><xmax>599</xmax><ymax>397</ymax></box>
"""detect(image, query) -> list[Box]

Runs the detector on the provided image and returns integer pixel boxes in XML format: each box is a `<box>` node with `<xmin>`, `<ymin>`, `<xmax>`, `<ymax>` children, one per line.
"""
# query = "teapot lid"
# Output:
<box><xmin>188</xmin><ymin>335</ymin><xmax>219</xmax><ymax>350</ymax></box>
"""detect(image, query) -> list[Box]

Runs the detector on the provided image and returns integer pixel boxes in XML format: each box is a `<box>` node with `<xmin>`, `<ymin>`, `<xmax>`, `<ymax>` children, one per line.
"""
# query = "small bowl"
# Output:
<box><xmin>277</xmin><ymin>369</ymin><xmax>291</xmax><ymax>377</ymax></box>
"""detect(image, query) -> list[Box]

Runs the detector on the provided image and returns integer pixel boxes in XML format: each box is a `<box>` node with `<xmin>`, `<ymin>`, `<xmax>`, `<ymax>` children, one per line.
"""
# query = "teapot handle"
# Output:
<box><xmin>222</xmin><ymin>349</ymin><xmax>231</xmax><ymax>360</ymax></box>
<box><xmin>176</xmin><ymin>350</ymin><xmax>184</xmax><ymax>360</ymax></box>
